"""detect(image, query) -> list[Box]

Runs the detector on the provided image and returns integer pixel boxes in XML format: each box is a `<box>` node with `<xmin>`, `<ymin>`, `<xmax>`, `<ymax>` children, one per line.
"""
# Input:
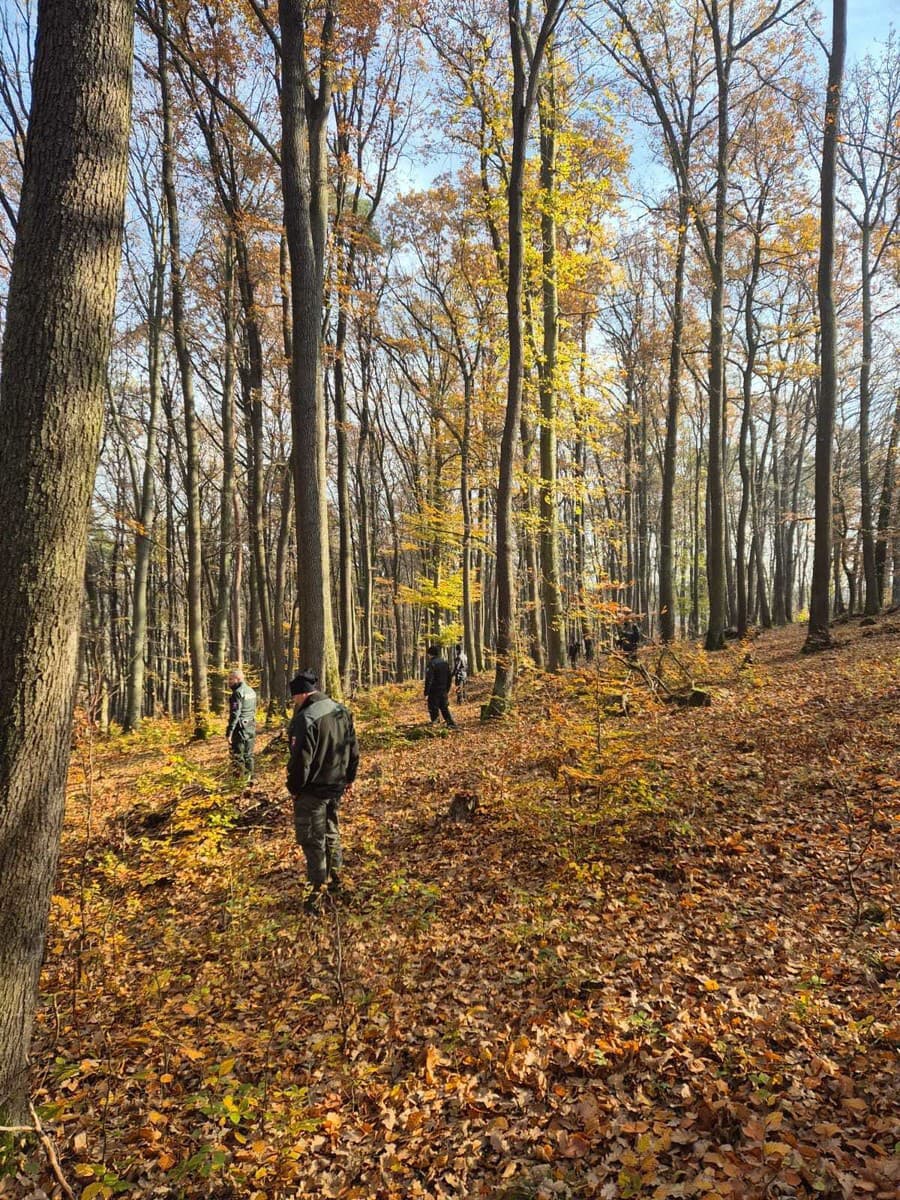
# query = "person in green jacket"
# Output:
<box><xmin>226</xmin><ymin>668</ymin><xmax>257</xmax><ymax>783</ymax></box>
<box><xmin>287</xmin><ymin>670</ymin><xmax>360</xmax><ymax>913</ymax></box>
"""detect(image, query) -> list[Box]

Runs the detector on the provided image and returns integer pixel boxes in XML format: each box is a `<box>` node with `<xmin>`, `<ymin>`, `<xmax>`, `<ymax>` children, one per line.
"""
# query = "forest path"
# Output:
<box><xmin>20</xmin><ymin>617</ymin><xmax>899</xmax><ymax>1198</ymax></box>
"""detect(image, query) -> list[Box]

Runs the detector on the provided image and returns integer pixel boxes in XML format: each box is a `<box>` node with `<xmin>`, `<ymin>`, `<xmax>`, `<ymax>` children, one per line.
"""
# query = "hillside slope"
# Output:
<box><xmin>5</xmin><ymin>618</ymin><xmax>898</xmax><ymax>1199</ymax></box>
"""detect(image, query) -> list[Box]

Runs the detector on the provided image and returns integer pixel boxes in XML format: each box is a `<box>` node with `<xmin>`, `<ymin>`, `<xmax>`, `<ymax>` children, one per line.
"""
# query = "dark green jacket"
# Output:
<box><xmin>287</xmin><ymin>692</ymin><xmax>359</xmax><ymax>798</ymax></box>
<box><xmin>226</xmin><ymin>681</ymin><xmax>257</xmax><ymax>738</ymax></box>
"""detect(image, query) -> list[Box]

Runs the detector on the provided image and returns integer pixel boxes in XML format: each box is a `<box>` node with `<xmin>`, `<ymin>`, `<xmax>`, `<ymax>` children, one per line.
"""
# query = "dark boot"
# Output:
<box><xmin>303</xmin><ymin>884</ymin><xmax>326</xmax><ymax>915</ymax></box>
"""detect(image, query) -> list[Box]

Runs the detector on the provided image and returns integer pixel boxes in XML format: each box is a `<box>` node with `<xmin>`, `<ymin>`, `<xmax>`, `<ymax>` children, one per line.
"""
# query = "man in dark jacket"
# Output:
<box><xmin>225</xmin><ymin>668</ymin><xmax>257</xmax><ymax>783</ymax></box>
<box><xmin>618</xmin><ymin>619</ymin><xmax>641</xmax><ymax>660</ymax></box>
<box><xmin>287</xmin><ymin>670</ymin><xmax>360</xmax><ymax>912</ymax></box>
<box><xmin>424</xmin><ymin>645</ymin><xmax>457</xmax><ymax>728</ymax></box>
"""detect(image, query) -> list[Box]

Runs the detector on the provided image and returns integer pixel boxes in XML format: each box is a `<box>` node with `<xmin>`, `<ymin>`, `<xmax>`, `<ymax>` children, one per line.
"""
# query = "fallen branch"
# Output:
<box><xmin>0</xmin><ymin>1103</ymin><xmax>74</xmax><ymax>1200</ymax></box>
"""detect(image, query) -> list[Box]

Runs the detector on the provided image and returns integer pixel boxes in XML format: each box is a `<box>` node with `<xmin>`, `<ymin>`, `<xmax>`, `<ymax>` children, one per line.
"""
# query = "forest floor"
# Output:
<box><xmin>3</xmin><ymin>617</ymin><xmax>898</xmax><ymax>1200</ymax></box>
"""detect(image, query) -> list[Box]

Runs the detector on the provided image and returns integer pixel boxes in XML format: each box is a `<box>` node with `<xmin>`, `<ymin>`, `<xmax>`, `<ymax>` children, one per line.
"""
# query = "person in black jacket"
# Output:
<box><xmin>617</xmin><ymin>619</ymin><xmax>641</xmax><ymax>660</ymax></box>
<box><xmin>225</xmin><ymin>668</ymin><xmax>257</xmax><ymax>783</ymax></box>
<box><xmin>424</xmin><ymin>645</ymin><xmax>457</xmax><ymax>728</ymax></box>
<box><xmin>287</xmin><ymin>670</ymin><xmax>360</xmax><ymax>912</ymax></box>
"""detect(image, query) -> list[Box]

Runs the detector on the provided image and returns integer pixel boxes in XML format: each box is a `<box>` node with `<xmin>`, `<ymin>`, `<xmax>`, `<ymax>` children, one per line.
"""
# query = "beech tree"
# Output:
<box><xmin>805</xmin><ymin>0</ymin><xmax>846</xmax><ymax>650</ymax></box>
<box><xmin>0</xmin><ymin>0</ymin><xmax>134</xmax><ymax>1121</ymax></box>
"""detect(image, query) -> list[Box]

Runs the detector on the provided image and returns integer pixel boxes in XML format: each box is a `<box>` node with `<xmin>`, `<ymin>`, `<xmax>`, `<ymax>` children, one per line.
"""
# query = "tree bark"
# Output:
<box><xmin>279</xmin><ymin>0</ymin><xmax>340</xmax><ymax>694</ymax></box>
<box><xmin>806</xmin><ymin>0</ymin><xmax>846</xmax><ymax>649</ymax></box>
<box><xmin>158</xmin><ymin>15</ymin><xmax>209</xmax><ymax>727</ymax></box>
<box><xmin>210</xmin><ymin>239</ymin><xmax>237</xmax><ymax>715</ymax></box>
<box><xmin>875</xmin><ymin>391</ymin><xmax>900</xmax><ymax>603</ymax></box>
<box><xmin>537</xmin><ymin>49</ymin><xmax>564</xmax><ymax>670</ymax></box>
<box><xmin>659</xmin><ymin>196</ymin><xmax>688</xmax><ymax>641</ymax></box>
<box><xmin>488</xmin><ymin>0</ymin><xmax>565</xmax><ymax>715</ymax></box>
<box><xmin>0</xmin><ymin>0</ymin><xmax>133</xmax><ymax>1122</ymax></box>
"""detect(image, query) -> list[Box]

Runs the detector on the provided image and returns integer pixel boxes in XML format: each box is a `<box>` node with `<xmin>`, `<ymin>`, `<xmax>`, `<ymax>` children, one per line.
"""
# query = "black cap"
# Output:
<box><xmin>289</xmin><ymin>670</ymin><xmax>318</xmax><ymax>695</ymax></box>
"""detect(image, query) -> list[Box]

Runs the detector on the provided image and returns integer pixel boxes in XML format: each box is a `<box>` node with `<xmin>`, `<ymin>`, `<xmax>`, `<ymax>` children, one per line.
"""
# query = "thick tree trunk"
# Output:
<box><xmin>0</xmin><ymin>0</ymin><xmax>133</xmax><ymax>1122</ymax></box>
<box><xmin>806</xmin><ymin>0</ymin><xmax>846</xmax><ymax>650</ymax></box>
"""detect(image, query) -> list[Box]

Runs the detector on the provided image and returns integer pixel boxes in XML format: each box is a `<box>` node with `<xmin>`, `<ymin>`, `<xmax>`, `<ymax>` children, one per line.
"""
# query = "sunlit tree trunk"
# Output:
<box><xmin>489</xmin><ymin>0</ymin><xmax>566</xmax><ymax>714</ymax></box>
<box><xmin>537</xmin><ymin>49</ymin><xmax>564</xmax><ymax>669</ymax></box>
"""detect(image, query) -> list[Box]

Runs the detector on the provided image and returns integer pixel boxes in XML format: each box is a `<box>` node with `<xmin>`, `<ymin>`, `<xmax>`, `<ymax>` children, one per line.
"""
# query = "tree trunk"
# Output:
<box><xmin>0</xmin><ymin>0</ymin><xmax>133</xmax><ymax>1122</ymax></box>
<box><xmin>537</xmin><ymin>50</ymin><xmax>564</xmax><ymax>670</ymax></box>
<box><xmin>704</xmin><ymin>55</ymin><xmax>729</xmax><ymax>652</ymax></box>
<box><xmin>521</xmin><ymin>418</ymin><xmax>545</xmax><ymax>669</ymax></box>
<box><xmin>279</xmin><ymin>0</ymin><xmax>340</xmax><ymax>693</ymax></box>
<box><xmin>159</xmin><ymin>18</ymin><xmax>208</xmax><ymax>727</ymax></box>
<box><xmin>858</xmin><ymin>226</ymin><xmax>879</xmax><ymax>615</ymax></box>
<box><xmin>875</xmin><ymin>390</ymin><xmax>900</xmax><ymax>603</ymax></box>
<box><xmin>806</xmin><ymin>0</ymin><xmax>846</xmax><ymax>650</ymax></box>
<box><xmin>123</xmin><ymin>251</ymin><xmax>164</xmax><ymax>730</ymax></box>
<box><xmin>659</xmin><ymin>196</ymin><xmax>688</xmax><ymax>641</ymax></box>
<box><xmin>334</xmin><ymin>284</ymin><xmax>355</xmax><ymax>691</ymax></box>
<box><xmin>488</xmin><ymin>0</ymin><xmax>563</xmax><ymax>715</ymax></box>
<box><xmin>210</xmin><ymin>241</ymin><xmax>237</xmax><ymax>714</ymax></box>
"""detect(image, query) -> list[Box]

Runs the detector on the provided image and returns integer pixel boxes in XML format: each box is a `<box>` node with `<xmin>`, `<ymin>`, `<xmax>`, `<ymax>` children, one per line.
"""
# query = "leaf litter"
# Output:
<box><xmin>3</xmin><ymin>618</ymin><xmax>898</xmax><ymax>1199</ymax></box>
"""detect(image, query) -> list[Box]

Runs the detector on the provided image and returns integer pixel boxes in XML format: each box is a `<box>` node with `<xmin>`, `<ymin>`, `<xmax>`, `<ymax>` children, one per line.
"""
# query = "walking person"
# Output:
<box><xmin>452</xmin><ymin>642</ymin><xmax>468</xmax><ymax>704</ymax></box>
<box><xmin>424</xmin><ymin>645</ymin><xmax>457</xmax><ymax>728</ymax></box>
<box><xmin>567</xmin><ymin>637</ymin><xmax>581</xmax><ymax>669</ymax></box>
<box><xmin>617</xmin><ymin>619</ymin><xmax>641</xmax><ymax>660</ymax></box>
<box><xmin>225</xmin><ymin>668</ymin><xmax>257</xmax><ymax>784</ymax></box>
<box><xmin>287</xmin><ymin>670</ymin><xmax>360</xmax><ymax>913</ymax></box>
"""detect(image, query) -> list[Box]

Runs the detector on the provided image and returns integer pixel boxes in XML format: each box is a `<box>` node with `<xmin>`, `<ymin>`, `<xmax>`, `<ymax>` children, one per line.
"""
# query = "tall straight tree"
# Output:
<box><xmin>837</xmin><ymin>42</ymin><xmax>900</xmax><ymax>616</ymax></box>
<box><xmin>488</xmin><ymin>0</ymin><xmax>568</xmax><ymax>715</ymax></box>
<box><xmin>279</xmin><ymin>0</ymin><xmax>341</xmax><ymax>693</ymax></box>
<box><xmin>537</xmin><ymin>45</ymin><xmax>565</xmax><ymax>671</ymax></box>
<box><xmin>0</xmin><ymin>0</ymin><xmax>134</xmax><ymax>1121</ymax></box>
<box><xmin>157</xmin><ymin>7</ymin><xmax>209</xmax><ymax>728</ymax></box>
<box><xmin>805</xmin><ymin>0</ymin><xmax>846</xmax><ymax>650</ymax></box>
<box><xmin>123</xmin><ymin>141</ymin><xmax>166</xmax><ymax>732</ymax></box>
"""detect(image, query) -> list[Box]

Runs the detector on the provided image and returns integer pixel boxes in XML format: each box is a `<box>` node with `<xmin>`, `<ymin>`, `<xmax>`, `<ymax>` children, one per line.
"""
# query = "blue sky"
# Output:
<box><xmin>844</xmin><ymin>0</ymin><xmax>897</xmax><ymax>61</ymax></box>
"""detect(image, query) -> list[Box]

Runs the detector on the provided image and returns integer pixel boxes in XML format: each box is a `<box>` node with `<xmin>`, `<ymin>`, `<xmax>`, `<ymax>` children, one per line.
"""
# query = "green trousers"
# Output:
<box><xmin>292</xmin><ymin>792</ymin><xmax>343</xmax><ymax>885</ymax></box>
<box><xmin>229</xmin><ymin>731</ymin><xmax>255</xmax><ymax>779</ymax></box>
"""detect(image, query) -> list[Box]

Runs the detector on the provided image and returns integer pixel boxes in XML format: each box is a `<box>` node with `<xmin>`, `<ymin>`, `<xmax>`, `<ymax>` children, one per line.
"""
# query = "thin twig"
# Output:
<box><xmin>29</xmin><ymin>1103</ymin><xmax>75</xmax><ymax>1200</ymax></box>
<box><xmin>0</xmin><ymin>1106</ymin><xmax>75</xmax><ymax>1200</ymax></box>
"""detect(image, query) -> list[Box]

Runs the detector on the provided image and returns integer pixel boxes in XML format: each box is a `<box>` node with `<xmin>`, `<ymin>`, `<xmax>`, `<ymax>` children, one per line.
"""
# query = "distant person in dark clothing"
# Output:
<box><xmin>424</xmin><ymin>645</ymin><xmax>457</xmax><ymax>728</ymax></box>
<box><xmin>583</xmin><ymin>635</ymin><xmax>594</xmax><ymax>663</ymax></box>
<box><xmin>225</xmin><ymin>668</ymin><xmax>257</xmax><ymax>783</ymax></box>
<box><xmin>287</xmin><ymin>670</ymin><xmax>360</xmax><ymax>913</ymax></box>
<box><xmin>618</xmin><ymin>620</ymin><xmax>641</xmax><ymax>659</ymax></box>
<box><xmin>452</xmin><ymin>643</ymin><xmax>468</xmax><ymax>704</ymax></box>
<box><xmin>567</xmin><ymin>638</ymin><xmax>581</xmax><ymax>668</ymax></box>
